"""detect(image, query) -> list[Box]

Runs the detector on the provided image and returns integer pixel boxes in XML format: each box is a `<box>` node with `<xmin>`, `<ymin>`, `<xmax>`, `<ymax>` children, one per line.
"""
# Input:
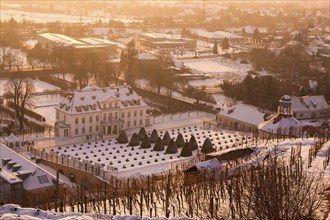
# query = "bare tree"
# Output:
<box><xmin>4</xmin><ymin>75</ymin><xmax>36</xmax><ymax>130</ymax></box>
<box><xmin>12</xmin><ymin>49</ymin><xmax>26</xmax><ymax>71</ymax></box>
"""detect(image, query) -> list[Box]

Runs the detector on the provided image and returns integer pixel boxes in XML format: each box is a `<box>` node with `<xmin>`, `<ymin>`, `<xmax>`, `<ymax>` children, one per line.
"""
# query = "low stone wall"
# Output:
<box><xmin>40</xmin><ymin>159</ymin><xmax>107</xmax><ymax>189</ymax></box>
<box><xmin>31</xmin><ymin>148</ymin><xmax>120</xmax><ymax>188</ymax></box>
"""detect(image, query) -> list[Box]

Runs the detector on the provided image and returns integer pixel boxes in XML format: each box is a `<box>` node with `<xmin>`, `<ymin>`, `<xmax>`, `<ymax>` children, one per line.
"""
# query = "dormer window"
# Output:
<box><xmin>80</xmin><ymin>97</ymin><xmax>84</xmax><ymax>101</ymax></box>
<box><xmin>92</xmin><ymin>96</ymin><xmax>96</xmax><ymax>100</ymax></box>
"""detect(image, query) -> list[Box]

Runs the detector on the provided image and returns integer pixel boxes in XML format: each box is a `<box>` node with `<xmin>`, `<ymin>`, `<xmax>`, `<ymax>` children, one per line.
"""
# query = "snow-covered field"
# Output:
<box><xmin>174</xmin><ymin>57</ymin><xmax>251</xmax><ymax>85</ymax></box>
<box><xmin>0</xmin><ymin>204</ymin><xmax>190</xmax><ymax>220</ymax></box>
<box><xmin>1</xmin><ymin>9</ymin><xmax>142</xmax><ymax>24</ymax></box>
<box><xmin>33</xmin><ymin>94</ymin><xmax>63</xmax><ymax>124</ymax></box>
<box><xmin>45</xmin><ymin>125</ymin><xmax>251</xmax><ymax>178</ymax></box>
<box><xmin>0</xmin><ymin>78</ymin><xmax>60</xmax><ymax>95</ymax></box>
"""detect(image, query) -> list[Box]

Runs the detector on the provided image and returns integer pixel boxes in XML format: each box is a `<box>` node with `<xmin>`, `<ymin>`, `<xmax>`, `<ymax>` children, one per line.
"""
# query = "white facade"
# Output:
<box><xmin>55</xmin><ymin>85</ymin><xmax>152</xmax><ymax>138</ymax></box>
<box><xmin>291</xmin><ymin>95</ymin><xmax>330</xmax><ymax>120</ymax></box>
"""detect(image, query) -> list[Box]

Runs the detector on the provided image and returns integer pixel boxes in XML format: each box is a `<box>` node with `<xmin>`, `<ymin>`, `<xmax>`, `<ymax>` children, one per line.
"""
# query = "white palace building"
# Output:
<box><xmin>55</xmin><ymin>85</ymin><xmax>152</xmax><ymax>138</ymax></box>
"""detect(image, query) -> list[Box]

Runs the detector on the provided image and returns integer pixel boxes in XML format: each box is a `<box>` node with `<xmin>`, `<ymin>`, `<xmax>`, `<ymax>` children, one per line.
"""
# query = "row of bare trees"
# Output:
<box><xmin>16</xmin><ymin>150</ymin><xmax>326</xmax><ymax>219</ymax></box>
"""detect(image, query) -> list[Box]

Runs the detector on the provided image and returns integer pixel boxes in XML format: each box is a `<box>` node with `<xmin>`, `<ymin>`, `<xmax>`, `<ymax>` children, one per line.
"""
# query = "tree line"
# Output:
<box><xmin>221</xmin><ymin>74</ymin><xmax>282</xmax><ymax>111</ymax></box>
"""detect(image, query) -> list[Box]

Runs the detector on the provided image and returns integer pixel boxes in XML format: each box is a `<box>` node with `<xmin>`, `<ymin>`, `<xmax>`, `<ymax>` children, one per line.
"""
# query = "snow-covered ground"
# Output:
<box><xmin>174</xmin><ymin>57</ymin><xmax>251</xmax><ymax>85</ymax></box>
<box><xmin>0</xmin><ymin>204</ymin><xmax>190</xmax><ymax>220</ymax></box>
<box><xmin>32</xmin><ymin>94</ymin><xmax>63</xmax><ymax>125</ymax></box>
<box><xmin>44</xmin><ymin>122</ymin><xmax>251</xmax><ymax>178</ymax></box>
<box><xmin>1</xmin><ymin>9</ymin><xmax>142</xmax><ymax>24</ymax></box>
<box><xmin>0</xmin><ymin>78</ymin><xmax>60</xmax><ymax>96</ymax></box>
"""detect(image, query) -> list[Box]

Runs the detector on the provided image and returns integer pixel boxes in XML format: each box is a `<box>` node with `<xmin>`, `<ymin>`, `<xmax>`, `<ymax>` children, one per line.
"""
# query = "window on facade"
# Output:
<box><xmin>103</xmin><ymin>114</ymin><xmax>106</xmax><ymax>121</ymax></box>
<box><xmin>115</xmin><ymin>102</ymin><xmax>118</xmax><ymax>108</ymax></box>
<box><xmin>140</xmin><ymin>110</ymin><xmax>143</xmax><ymax>116</ymax></box>
<box><xmin>128</xmin><ymin>112</ymin><xmax>131</xmax><ymax>117</ymax></box>
<box><xmin>115</xmin><ymin>112</ymin><xmax>118</xmax><ymax>119</ymax></box>
<box><xmin>96</xmin><ymin>126</ymin><xmax>99</xmax><ymax>132</ymax></box>
<box><xmin>96</xmin><ymin>116</ymin><xmax>99</xmax><ymax>122</ymax></box>
<box><xmin>82</xmin><ymin>127</ymin><xmax>85</xmax><ymax>134</ymax></box>
<box><xmin>140</xmin><ymin>119</ymin><xmax>142</xmax><ymax>125</ymax></box>
<box><xmin>121</xmin><ymin>112</ymin><xmax>124</xmax><ymax>118</ymax></box>
<box><xmin>64</xmin><ymin>129</ymin><xmax>68</xmax><ymax>137</ymax></box>
<box><xmin>89</xmin><ymin>116</ymin><xmax>93</xmax><ymax>123</ymax></box>
<box><xmin>56</xmin><ymin>111</ymin><xmax>59</xmax><ymax>119</ymax></box>
<box><xmin>89</xmin><ymin>127</ymin><xmax>92</xmax><ymax>132</ymax></box>
<box><xmin>134</xmin><ymin>120</ymin><xmax>136</xmax><ymax>126</ymax></box>
<box><xmin>127</xmin><ymin>121</ymin><xmax>130</xmax><ymax>127</ymax></box>
<box><xmin>75</xmin><ymin>128</ymin><xmax>78</xmax><ymax>134</ymax></box>
<box><xmin>113</xmin><ymin>125</ymin><xmax>118</xmax><ymax>134</ymax></box>
<box><xmin>75</xmin><ymin>118</ymin><xmax>78</xmax><ymax>124</ymax></box>
<box><xmin>82</xmin><ymin>117</ymin><xmax>85</xmax><ymax>123</ymax></box>
<box><xmin>109</xmin><ymin>103</ymin><xmax>112</xmax><ymax>108</ymax></box>
<box><xmin>134</xmin><ymin>111</ymin><xmax>137</xmax><ymax>117</ymax></box>
<box><xmin>37</xmin><ymin>175</ymin><xmax>49</xmax><ymax>184</ymax></box>
<box><xmin>64</xmin><ymin>115</ymin><xmax>66</xmax><ymax>123</ymax></box>
<box><xmin>109</xmin><ymin>113</ymin><xmax>113</xmax><ymax>119</ymax></box>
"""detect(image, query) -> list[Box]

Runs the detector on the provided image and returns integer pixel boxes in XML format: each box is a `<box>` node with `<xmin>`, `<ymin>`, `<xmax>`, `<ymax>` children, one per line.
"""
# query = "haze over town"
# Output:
<box><xmin>0</xmin><ymin>0</ymin><xmax>329</xmax><ymax>219</ymax></box>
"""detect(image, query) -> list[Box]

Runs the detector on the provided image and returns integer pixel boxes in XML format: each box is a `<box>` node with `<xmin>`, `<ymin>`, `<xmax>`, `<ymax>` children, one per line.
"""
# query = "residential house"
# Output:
<box><xmin>0</xmin><ymin>144</ymin><xmax>64</xmax><ymax>203</ymax></box>
<box><xmin>217</xmin><ymin>103</ymin><xmax>266</xmax><ymax>133</ymax></box>
<box><xmin>291</xmin><ymin>95</ymin><xmax>330</xmax><ymax>120</ymax></box>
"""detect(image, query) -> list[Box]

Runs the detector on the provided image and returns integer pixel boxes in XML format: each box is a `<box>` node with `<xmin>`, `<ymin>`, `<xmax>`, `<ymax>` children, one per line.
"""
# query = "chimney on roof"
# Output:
<box><xmin>2</xmin><ymin>158</ymin><xmax>11</xmax><ymax>166</ymax></box>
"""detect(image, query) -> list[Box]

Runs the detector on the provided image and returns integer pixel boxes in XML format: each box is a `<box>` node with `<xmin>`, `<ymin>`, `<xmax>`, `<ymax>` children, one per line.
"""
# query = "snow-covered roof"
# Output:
<box><xmin>258</xmin><ymin>114</ymin><xmax>301</xmax><ymax>135</ymax></box>
<box><xmin>4</xmin><ymin>133</ymin><xmax>21</xmax><ymax>143</ymax></box>
<box><xmin>0</xmin><ymin>144</ymin><xmax>63</xmax><ymax>191</ymax></box>
<box><xmin>281</xmin><ymin>95</ymin><xmax>292</xmax><ymax>102</ymax></box>
<box><xmin>194</xmin><ymin>158</ymin><xmax>222</xmax><ymax>171</ymax></box>
<box><xmin>176</xmin><ymin>59</ymin><xmax>236</xmax><ymax>75</ymax></box>
<box><xmin>191</xmin><ymin>30</ymin><xmax>243</xmax><ymax>39</ymax></box>
<box><xmin>0</xmin><ymin>169</ymin><xmax>22</xmax><ymax>184</ymax></box>
<box><xmin>39</xmin><ymin>33</ymin><xmax>86</xmax><ymax>46</ymax></box>
<box><xmin>286</xmin><ymin>40</ymin><xmax>301</xmax><ymax>46</ymax></box>
<box><xmin>57</xmin><ymin>85</ymin><xmax>147</xmax><ymax>114</ymax></box>
<box><xmin>79</xmin><ymin>38</ymin><xmax>117</xmax><ymax>46</ymax></box>
<box><xmin>218</xmin><ymin>103</ymin><xmax>265</xmax><ymax>126</ymax></box>
<box><xmin>135</xmin><ymin>53</ymin><xmax>158</xmax><ymax>60</ymax></box>
<box><xmin>227</xmin><ymin>26</ymin><xmax>268</xmax><ymax>34</ymax></box>
<box><xmin>291</xmin><ymin>95</ymin><xmax>329</xmax><ymax>113</ymax></box>
<box><xmin>309</xmin><ymin>80</ymin><xmax>318</xmax><ymax>91</ymax></box>
<box><xmin>305</xmin><ymin>47</ymin><xmax>318</xmax><ymax>56</ymax></box>
<box><xmin>0</xmin><ymin>137</ymin><xmax>6</xmax><ymax>143</ymax></box>
<box><xmin>140</xmin><ymin>32</ymin><xmax>174</xmax><ymax>39</ymax></box>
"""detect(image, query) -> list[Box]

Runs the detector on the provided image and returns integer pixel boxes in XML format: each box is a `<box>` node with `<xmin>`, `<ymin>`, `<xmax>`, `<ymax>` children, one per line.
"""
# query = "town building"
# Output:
<box><xmin>55</xmin><ymin>85</ymin><xmax>152</xmax><ymax>138</ymax></box>
<box><xmin>258</xmin><ymin>95</ymin><xmax>301</xmax><ymax>138</ymax></box>
<box><xmin>216</xmin><ymin>103</ymin><xmax>266</xmax><ymax>133</ymax></box>
<box><xmin>0</xmin><ymin>144</ymin><xmax>63</xmax><ymax>203</ymax></box>
<box><xmin>37</xmin><ymin>33</ymin><xmax>118</xmax><ymax>54</ymax></box>
<box><xmin>190</xmin><ymin>30</ymin><xmax>244</xmax><ymax>44</ymax></box>
<box><xmin>139</xmin><ymin>33</ymin><xmax>196</xmax><ymax>49</ymax></box>
<box><xmin>291</xmin><ymin>95</ymin><xmax>330</xmax><ymax>120</ymax></box>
